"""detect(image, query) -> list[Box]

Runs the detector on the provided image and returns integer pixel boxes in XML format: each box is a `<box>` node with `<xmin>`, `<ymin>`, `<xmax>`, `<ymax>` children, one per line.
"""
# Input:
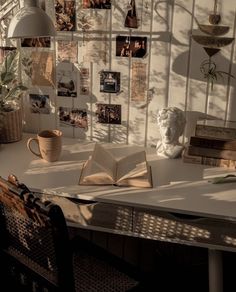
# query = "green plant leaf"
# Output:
<box><xmin>1</xmin><ymin>50</ymin><xmax>19</xmax><ymax>77</ymax></box>
<box><xmin>4</xmin><ymin>85</ymin><xmax>27</xmax><ymax>101</ymax></box>
<box><xmin>0</xmin><ymin>71</ymin><xmax>15</xmax><ymax>85</ymax></box>
<box><xmin>0</xmin><ymin>50</ymin><xmax>28</xmax><ymax>109</ymax></box>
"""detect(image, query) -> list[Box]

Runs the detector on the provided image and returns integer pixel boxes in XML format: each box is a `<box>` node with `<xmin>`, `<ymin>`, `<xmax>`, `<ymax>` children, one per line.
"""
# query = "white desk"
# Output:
<box><xmin>1</xmin><ymin>133</ymin><xmax>236</xmax><ymax>292</ymax></box>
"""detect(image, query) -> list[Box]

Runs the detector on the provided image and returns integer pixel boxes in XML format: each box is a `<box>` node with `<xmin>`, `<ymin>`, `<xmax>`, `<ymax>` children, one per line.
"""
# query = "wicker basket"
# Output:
<box><xmin>0</xmin><ymin>107</ymin><xmax>23</xmax><ymax>143</ymax></box>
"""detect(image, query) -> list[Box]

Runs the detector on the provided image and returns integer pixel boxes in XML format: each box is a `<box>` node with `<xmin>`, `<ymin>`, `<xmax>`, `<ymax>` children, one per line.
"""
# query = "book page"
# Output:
<box><xmin>91</xmin><ymin>143</ymin><xmax>117</xmax><ymax>179</ymax></box>
<box><xmin>116</xmin><ymin>151</ymin><xmax>148</xmax><ymax>182</ymax></box>
<box><xmin>79</xmin><ymin>157</ymin><xmax>115</xmax><ymax>185</ymax></box>
<box><xmin>116</xmin><ymin>165</ymin><xmax>152</xmax><ymax>188</ymax></box>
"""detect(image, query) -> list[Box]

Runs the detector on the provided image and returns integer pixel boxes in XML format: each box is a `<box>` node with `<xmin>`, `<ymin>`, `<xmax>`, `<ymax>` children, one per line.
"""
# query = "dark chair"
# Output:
<box><xmin>0</xmin><ymin>175</ymin><xmax>142</xmax><ymax>292</ymax></box>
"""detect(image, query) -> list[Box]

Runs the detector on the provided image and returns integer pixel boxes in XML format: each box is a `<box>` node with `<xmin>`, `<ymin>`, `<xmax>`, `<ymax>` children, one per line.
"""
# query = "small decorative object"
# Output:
<box><xmin>0</xmin><ymin>50</ymin><xmax>28</xmax><ymax>143</ymax></box>
<box><xmin>192</xmin><ymin>0</ymin><xmax>234</xmax><ymax>90</ymax></box>
<box><xmin>156</xmin><ymin>107</ymin><xmax>186</xmax><ymax>159</ymax></box>
<box><xmin>124</xmin><ymin>0</ymin><xmax>138</xmax><ymax>29</ymax></box>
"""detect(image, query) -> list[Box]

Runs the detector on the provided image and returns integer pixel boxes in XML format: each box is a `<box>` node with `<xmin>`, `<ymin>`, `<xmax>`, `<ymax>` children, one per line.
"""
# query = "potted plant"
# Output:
<box><xmin>0</xmin><ymin>50</ymin><xmax>27</xmax><ymax>143</ymax></box>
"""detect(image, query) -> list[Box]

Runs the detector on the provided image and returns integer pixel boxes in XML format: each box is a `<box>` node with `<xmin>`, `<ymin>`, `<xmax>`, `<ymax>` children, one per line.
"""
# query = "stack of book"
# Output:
<box><xmin>183</xmin><ymin>119</ymin><xmax>236</xmax><ymax>168</ymax></box>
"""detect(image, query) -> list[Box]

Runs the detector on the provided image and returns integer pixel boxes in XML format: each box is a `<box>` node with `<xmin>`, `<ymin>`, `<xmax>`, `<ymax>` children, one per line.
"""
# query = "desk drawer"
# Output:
<box><xmin>133</xmin><ymin>208</ymin><xmax>236</xmax><ymax>251</ymax></box>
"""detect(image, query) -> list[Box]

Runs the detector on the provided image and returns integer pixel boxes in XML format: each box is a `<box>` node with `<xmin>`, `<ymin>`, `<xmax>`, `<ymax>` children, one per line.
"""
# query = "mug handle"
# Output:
<box><xmin>27</xmin><ymin>138</ymin><xmax>42</xmax><ymax>158</ymax></box>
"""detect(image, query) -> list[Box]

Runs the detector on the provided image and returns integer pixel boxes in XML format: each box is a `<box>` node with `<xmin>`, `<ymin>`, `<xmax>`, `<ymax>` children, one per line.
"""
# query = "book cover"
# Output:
<box><xmin>190</xmin><ymin>136</ymin><xmax>236</xmax><ymax>151</ymax></box>
<box><xmin>79</xmin><ymin>143</ymin><xmax>153</xmax><ymax>188</ymax></box>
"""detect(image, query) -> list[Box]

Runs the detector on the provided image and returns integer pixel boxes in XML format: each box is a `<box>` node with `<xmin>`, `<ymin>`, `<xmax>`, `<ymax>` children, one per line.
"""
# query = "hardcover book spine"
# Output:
<box><xmin>190</xmin><ymin>136</ymin><xmax>236</xmax><ymax>151</ymax></box>
<box><xmin>182</xmin><ymin>148</ymin><xmax>236</xmax><ymax>168</ymax></box>
<box><xmin>188</xmin><ymin>145</ymin><xmax>236</xmax><ymax>160</ymax></box>
<box><xmin>195</xmin><ymin>125</ymin><xmax>236</xmax><ymax>140</ymax></box>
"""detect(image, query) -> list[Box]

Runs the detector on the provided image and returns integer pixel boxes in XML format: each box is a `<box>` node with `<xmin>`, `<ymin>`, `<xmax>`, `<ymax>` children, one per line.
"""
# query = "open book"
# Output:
<box><xmin>79</xmin><ymin>143</ymin><xmax>152</xmax><ymax>188</ymax></box>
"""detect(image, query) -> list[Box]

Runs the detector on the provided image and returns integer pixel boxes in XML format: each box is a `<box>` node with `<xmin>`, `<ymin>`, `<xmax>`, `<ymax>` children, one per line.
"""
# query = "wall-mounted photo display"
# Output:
<box><xmin>96</xmin><ymin>103</ymin><xmax>121</xmax><ymax>124</ymax></box>
<box><xmin>55</xmin><ymin>0</ymin><xmax>76</xmax><ymax>31</ymax></box>
<box><xmin>124</xmin><ymin>0</ymin><xmax>138</xmax><ymax>29</ymax></box>
<box><xmin>83</xmin><ymin>0</ymin><xmax>111</xmax><ymax>9</ymax></box>
<box><xmin>59</xmin><ymin>107</ymin><xmax>88</xmax><ymax>128</ymax></box>
<box><xmin>116</xmin><ymin>36</ymin><xmax>147</xmax><ymax>58</ymax></box>
<box><xmin>57</xmin><ymin>40</ymin><xmax>78</xmax><ymax>63</ymax></box>
<box><xmin>80</xmin><ymin>68</ymin><xmax>90</xmax><ymax>95</ymax></box>
<box><xmin>57</xmin><ymin>69</ymin><xmax>77</xmax><ymax>97</ymax></box>
<box><xmin>21</xmin><ymin>37</ymin><xmax>50</xmax><ymax>48</ymax></box>
<box><xmin>0</xmin><ymin>46</ymin><xmax>16</xmax><ymax>64</ymax></box>
<box><xmin>100</xmin><ymin>71</ymin><xmax>120</xmax><ymax>93</ymax></box>
<box><xmin>31</xmin><ymin>52</ymin><xmax>55</xmax><ymax>87</ymax></box>
<box><xmin>131</xmin><ymin>62</ymin><xmax>147</xmax><ymax>101</ymax></box>
<box><xmin>29</xmin><ymin>94</ymin><xmax>50</xmax><ymax>114</ymax></box>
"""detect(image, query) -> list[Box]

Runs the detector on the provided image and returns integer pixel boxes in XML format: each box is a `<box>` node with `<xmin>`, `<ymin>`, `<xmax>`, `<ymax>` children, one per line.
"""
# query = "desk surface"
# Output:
<box><xmin>1</xmin><ymin>133</ymin><xmax>236</xmax><ymax>221</ymax></box>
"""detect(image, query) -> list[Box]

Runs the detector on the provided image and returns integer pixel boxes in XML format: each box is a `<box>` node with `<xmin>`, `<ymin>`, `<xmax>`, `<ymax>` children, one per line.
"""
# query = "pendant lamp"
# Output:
<box><xmin>7</xmin><ymin>0</ymin><xmax>56</xmax><ymax>38</ymax></box>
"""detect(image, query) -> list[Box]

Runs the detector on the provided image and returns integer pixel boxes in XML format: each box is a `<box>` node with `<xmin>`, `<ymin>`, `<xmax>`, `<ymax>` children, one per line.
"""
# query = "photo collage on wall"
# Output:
<box><xmin>16</xmin><ymin>0</ymin><xmax>149</xmax><ymax>133</ymax></box>
<box><xmin>82</xmin><ymin>0</ymin><xmax>111</xmax><ymax>9</ymax></box>
<box><xmin>57</xmin><ymin>69</ymin><xmax>77</xmax><ymax>97</ymax></box>
<box><xmin>100</xmin><ymin>71</ymin><xmax>120</xmax><ymax>93</ymax></box>
<box><xmin>21</xmin><ymin>37</ymin><xmax>51</xmax><ymax>48</ymax></box>
<box><xmin>96</xmin><ymin>104</ymin><xmax>121</xmax><ymax>125</ymax></box>
<box><xmin>29</xmin><ymin>94</ymin><xmax>50</xmax><ymax>114</ymax></box>
<box><xmin>116</xmin><ymin>36</ymin><xmax>147</xmax><ymax>58</ymax></box>
<box><xmin>131</xmin><ymin>63</ymin><xmax>147</xmax><ymax>101</ymax></box>
<box><xmin>55</xmin><ymin>0</ymin><xmax>76</xmax><ymax>31</ymax></box>
<box><xmin>80</xmin><ymin>68</ymin><xmax>90</xmax><ymax>95</ymax></box>
<box><xmin>59</xmin><ymin>107</ymin><xmax>88</xmax><ymax>129</ymax></box>
<box><xmin>31</xmin><ymin>52</ymin><xmax>55</xmax><ymax>87</ymax></box>
<box><xmin>0</xmin><ymin>46</ymin><xmax>16</xmax><ymax>63</ymax></box>
<box><xmin>57</xmin><ymin>40</ymin><xmax>78</xmax><ymax>63</ymax></box>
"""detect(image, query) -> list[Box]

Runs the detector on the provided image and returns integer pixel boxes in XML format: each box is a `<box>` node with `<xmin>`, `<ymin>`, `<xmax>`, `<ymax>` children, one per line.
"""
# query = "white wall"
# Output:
<box><xmin>2</xmin><ymin>0</ymin><xmax>236</xmax><ymax>147</ymax></box>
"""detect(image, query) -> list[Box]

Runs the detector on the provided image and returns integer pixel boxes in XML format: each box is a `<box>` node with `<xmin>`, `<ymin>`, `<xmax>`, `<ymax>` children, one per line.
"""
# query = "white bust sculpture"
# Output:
<box><xmin>156</xmin><ymin>107</ymin><xmax>186</xmax><ymax>158</ymax></box>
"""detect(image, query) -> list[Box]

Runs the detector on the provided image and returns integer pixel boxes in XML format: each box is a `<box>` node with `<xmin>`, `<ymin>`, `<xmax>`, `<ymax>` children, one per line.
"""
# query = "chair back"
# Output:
<box><xmin>0</xmin><ymin>175</ymin><xmax>75</xmax><ymax>292</ymax></box>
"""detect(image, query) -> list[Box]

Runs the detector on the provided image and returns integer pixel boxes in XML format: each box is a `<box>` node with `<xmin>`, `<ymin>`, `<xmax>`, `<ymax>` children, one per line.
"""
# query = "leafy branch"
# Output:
<box><xmin>0</xmin><ymin>50</ymin><xmax>27</xmax><ymax>111</ymax></box>
<box><xmin>200</xmin><ymin>59</ymin><xmax>234</xmax><ymax>90</ymax></box>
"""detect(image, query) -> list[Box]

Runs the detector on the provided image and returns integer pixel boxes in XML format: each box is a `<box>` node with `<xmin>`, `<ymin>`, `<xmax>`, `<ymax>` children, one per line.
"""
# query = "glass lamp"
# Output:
<box><xmin>7</xmin><ymin>0</ymin><xmax>56</xmax><ymax>38</ymax></box>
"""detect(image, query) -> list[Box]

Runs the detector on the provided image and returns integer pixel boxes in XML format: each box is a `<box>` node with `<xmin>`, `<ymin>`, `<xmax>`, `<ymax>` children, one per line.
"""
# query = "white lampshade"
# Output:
<box><xmin>7</xmin><ymin>0</ymin><xmax>56</xmax><ymax>38</ymax></box>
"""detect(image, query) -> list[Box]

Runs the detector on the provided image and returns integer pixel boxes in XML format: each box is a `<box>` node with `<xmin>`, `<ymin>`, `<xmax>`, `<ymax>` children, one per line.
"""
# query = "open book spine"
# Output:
<box><xmin>115</xmin><ymin>164</ymin><xmax>153</xmax><ymax>188</ymax></box>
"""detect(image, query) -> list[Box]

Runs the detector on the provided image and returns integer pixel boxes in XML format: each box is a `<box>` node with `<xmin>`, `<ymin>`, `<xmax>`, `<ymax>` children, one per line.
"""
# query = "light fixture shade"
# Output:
<box><xmin>7</xmin><ymin>0</ymin><xmax>56</xmax><ymax>38</ymax></box>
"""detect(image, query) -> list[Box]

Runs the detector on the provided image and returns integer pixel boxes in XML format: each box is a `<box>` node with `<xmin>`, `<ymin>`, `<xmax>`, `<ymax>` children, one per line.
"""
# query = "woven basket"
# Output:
<box><xmin>0</xmin><ymin>107</ymin><xmax>23</xmax><ymax>143</ymax></box>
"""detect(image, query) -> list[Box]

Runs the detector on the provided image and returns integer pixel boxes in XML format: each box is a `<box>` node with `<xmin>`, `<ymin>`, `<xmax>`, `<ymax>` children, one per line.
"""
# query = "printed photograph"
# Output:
<box><xmin>116</xmin><ymin>36</ymin><xmax>147</xmax><ymax>58</ymax></box>
<box><xmin>0</xmin><ymin>47</ymin><xmax>16</xmax><ymax>64</ymax></box>
<box><xmin>57</xmin><ymin>70</ymin><xmax>77</xmax><ymax>97</ymax></box>
<box><xmin>29</xmin><ymin>94</ymin><xmax>50</xmax><ymax>114</ymax></box>
<box><xmin>59</xmin><ymin>107</ymin><xmax>88</xmax><ymax>129</ymax></box>
<box><xmin>96</xmin><ymin>104</ymin><xmax>121</xmax><ymax>124</ymax></box>
<box><xmin>131</xmin><ymin>62</ymin><xmax>147</xmax><ymax>101</ymax></box>
<box><xmin>55</xmin><ymin>0</ymin><xmax>76</xmax><ymax>31</ymax></box>
<box><xmin>83</xmin><ymin>0</ymin><xmax>111</xmax><ymax>9</ymax></box>
<box><xmin>31</xmin><ymin>52</ymin><xmax>55</xmax><ymax>87</ymax></box>
<box><xmin>21</xmin><ymin>37</ymin><xmax>51</xmax><ymax>48</ymax></box>
<box><xmin>80</xmin><ymin>68</ymin><xmax>90</xmax><ymax>95</ymax></box>
<box><xmin>57</xmin><ymin>40</ymin><xmax>78</xmax><ymax>63</ymax></box>
<box><xmin>100</xmin><ymin>71</ymin><xmax>120</xmax><ymax>93</ymax></box>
